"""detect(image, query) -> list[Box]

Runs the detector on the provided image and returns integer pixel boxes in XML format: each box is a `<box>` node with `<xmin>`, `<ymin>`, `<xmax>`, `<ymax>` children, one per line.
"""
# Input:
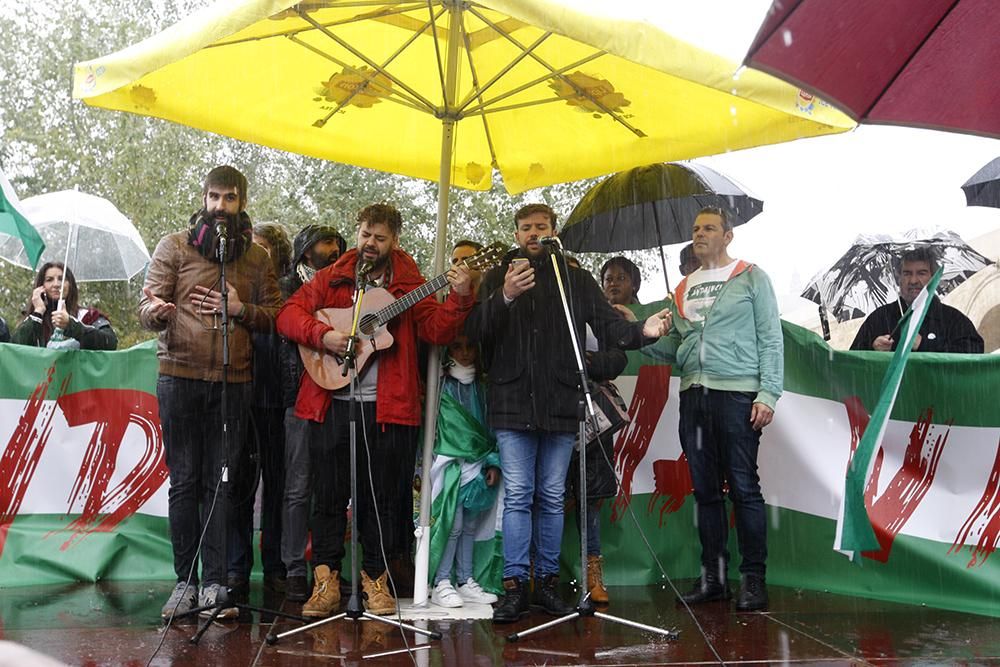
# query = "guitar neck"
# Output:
<box><xmin>373</xmin><ymin>273</ymin><xmax>450</xmax><ymax>325</ymax></box>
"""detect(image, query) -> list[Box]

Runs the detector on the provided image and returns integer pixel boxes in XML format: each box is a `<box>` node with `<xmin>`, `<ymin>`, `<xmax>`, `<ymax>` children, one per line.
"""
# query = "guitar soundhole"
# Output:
<box><xmin>359</xmin><ymin>314</ymin><xmax>379</xmax><ymax>337</ymax></box>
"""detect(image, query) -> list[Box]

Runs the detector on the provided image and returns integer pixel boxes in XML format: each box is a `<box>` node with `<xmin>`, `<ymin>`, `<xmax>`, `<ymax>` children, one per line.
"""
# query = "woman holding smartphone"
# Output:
<box><xmin>12</xmin><ymin>261</ymin><xmax>118</xmax><ymax>350</ymax></box>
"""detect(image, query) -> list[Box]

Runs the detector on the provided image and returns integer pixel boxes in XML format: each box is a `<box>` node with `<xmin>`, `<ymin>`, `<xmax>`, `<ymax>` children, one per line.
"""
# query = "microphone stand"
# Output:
<box><xmin>507</xmin><ymin>240</ymin><xmax>679</xmax><ymax>644</ymax></box>
<box><xmin>179</xmin><ymin>217</ymin><xmax>305</xmax><ymax>643</ymax></box>
<box><xmin>266</xmin><ymin>261</ymin><xmax>441</xmax><ymax>651</ymax></box>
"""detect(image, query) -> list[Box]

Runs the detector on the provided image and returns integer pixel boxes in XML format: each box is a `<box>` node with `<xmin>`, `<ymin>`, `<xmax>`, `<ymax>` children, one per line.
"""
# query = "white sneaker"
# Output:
<box><xmin>161</xmin><ymin>582</ymin><xmax>197</xmax><ymax>620</ymax></box>
<box><xmin>457</xmin><ymin>578</ymin><xmax>498</xmax><ymax>604</ymax></box>
<box><xmin>431</xmin><ymin>580</ymin><xmax>464</xmax><ymax>608</ymax></box>
<box><xmin>198</xmin><ymin>583</ymin><xmax>238</xmax><ymax>620</ymax></box>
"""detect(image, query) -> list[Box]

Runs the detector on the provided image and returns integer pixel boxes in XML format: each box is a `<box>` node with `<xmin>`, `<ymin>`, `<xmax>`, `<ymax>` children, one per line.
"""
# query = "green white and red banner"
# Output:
<box><xmin>2</xmin><ymin>320</ymin><xmax>1000</xmax><ymax>616</ymax></box>
<box><xmin>0</xmin><ymin>341</ymin><xmax>171</xmax><ymax>584</ymax></box>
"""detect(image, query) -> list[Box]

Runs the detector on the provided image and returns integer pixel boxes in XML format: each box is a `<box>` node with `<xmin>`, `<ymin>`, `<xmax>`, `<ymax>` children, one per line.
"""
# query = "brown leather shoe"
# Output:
<box><xmin>587</xmin><ymin>555</ymin><xmax>609</xmax><ymax>604</ymax></box>
<box><xmin>361</xmin><ymin>569</ymin><xmax>397</xmax><ymax>616</ymax></box>
<box><xmin>302</xmin><ymin>565</ymin><xmax>341</xmax><ymax>618</ymax></box>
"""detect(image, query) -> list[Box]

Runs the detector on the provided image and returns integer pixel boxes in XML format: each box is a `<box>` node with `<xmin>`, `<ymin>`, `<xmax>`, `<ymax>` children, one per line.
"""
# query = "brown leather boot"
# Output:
<box><xmin>361</xmin><ymin>569</ymin><xmax>397</xmax><ymax>616</ymax></box>
<box><xmin>302</xmin><ymin>565</ymin><xmax>341</xmax><ymax>618</ymax></box>
<box><xmin>587</xmin><ymin>555</ymin><xmax>609</xmax><ymax>604</ymax></box>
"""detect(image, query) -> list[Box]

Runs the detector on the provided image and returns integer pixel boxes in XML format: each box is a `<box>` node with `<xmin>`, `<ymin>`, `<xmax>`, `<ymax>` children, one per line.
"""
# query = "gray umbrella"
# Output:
<box><xmin>559</xmin><ymin>162</ymin><xmax>763</xmax><ymax>289</ymax></box>
<box><xmin>963</xmin><ymin>156</ymin><xmax>1000</xmax><ymax>209</ymax></box>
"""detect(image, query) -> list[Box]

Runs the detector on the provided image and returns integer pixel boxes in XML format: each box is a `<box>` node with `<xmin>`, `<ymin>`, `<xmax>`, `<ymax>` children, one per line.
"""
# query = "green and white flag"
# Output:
<box><xmin>427</xmin><ymin>391</ymin><xmax>503</xmax><ymax>593</ymax></box>
<box><xmin>0</xmin><ymin>168</ymin><xmax>45</xmax><ymax>269</ymax></box>
<box><xmin>835</xmin><ymin>268</ymin><xmax>945</xmax><ymax>558</ymax></box>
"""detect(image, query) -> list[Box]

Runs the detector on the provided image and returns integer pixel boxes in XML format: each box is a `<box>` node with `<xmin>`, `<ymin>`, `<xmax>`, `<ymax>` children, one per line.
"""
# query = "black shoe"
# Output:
<box><xmin>735</xmin><ymin>574</ymin><xmax>768</xmax><ymax>611</ymax></box>
<box><xmin>387</xmin><ymin>556</ymin><xmax>415</xmax><ymax>598</ymax></box>
<box><xmin>493</xmin><ymin>577</ymin><xmax>529</xmax><ymax>624</ymax></box>
<box><xmin>531</xmin><ymin>575</ymin><xmax>574</xmax><ymax>616</ymax></box>
<box><xmin>227</xmin><ymin>577</ymin><xmax>250</xmax><ymax>605</ymax></box>
<box><xmin>263</xmin><ymin>572</ymin><xmax>287</xmax><ymax>594</ymax></box>
<box><xmin>678</xmin><ymin>576</ymin><xmax>731</xmax><ymax>605</ymax></box>
<box><xmin>285</xmin><ymin>575</ymin><xmax>309</xmax><ymax>602</ymax></box>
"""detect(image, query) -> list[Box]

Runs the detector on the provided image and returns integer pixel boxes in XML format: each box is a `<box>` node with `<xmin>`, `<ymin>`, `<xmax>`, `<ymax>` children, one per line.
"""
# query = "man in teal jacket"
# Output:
<box><xmin>644</xmin><ymin>206</ymin><xmax>783</xmax><ymax>612</ymax></box>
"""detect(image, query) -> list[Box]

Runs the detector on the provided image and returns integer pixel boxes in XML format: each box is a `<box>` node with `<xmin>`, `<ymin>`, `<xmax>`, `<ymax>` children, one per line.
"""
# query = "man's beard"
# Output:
<box><xmin>311</xmin><ymin>249</ymin><xmax>337</xmax><ymax>270</ymax></box>
<box><xmin>207</xmin><ymin>209</ymin><xmax>241</xmax><ymax>238</ymax></box>
<box><xmin>360</xmin><ymin>247</ymin><xmax>390</xmax><ymax>274</ymax></box>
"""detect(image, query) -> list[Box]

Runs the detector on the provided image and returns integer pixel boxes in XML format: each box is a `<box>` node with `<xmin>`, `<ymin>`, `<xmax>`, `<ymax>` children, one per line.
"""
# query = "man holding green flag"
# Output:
<box><xmin>851</xmin><ymin>247</ymin><xmax>983</xmax><ymax>354</ymax></box>
<box><xmin>837</xmin><ymin>257</ymin><xmax>958</xmax><ymax>558</ymax></box>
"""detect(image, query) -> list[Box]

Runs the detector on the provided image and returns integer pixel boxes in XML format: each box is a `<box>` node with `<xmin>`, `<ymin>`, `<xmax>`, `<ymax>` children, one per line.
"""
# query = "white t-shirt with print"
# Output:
<box><xmin>683</xmin><ymin>259</ymin><xmax>738</xmax><ymax>323</ymax></box>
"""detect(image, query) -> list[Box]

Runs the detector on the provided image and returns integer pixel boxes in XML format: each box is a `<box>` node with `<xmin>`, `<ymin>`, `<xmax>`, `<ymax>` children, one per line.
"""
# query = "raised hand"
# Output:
<box><xmin>142</xmin><ymin>286</ymin><xmax>177</xmax><ymax>324</ymax></box>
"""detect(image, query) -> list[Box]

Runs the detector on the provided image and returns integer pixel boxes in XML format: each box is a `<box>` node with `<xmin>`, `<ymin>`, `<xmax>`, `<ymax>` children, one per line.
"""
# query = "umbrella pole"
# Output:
<box><xmin>414</xmin><ymin>2</ymin><xmax>461</xmax><ymax>608</ymax></box>
<box><xmin>651</xmin><ymin>207</ymin><xmax>671</xmax><ymax>295</ymax></box>
<box><xmin>657</xmin><ymin>244</ymin><xmax>670</xmax><ymax>295</ymax></box>
<box><xmin>57</xmin><ymin>224</ymin><xmax>76</xmax><ymax>311</ymax></box>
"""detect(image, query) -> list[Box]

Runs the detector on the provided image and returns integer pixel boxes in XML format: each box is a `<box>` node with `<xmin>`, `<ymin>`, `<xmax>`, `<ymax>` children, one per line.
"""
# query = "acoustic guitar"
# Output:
<box><xmin>300</xmin><ymin>242</ymin><xmax>507</xmax><ymax>390</ymax></box>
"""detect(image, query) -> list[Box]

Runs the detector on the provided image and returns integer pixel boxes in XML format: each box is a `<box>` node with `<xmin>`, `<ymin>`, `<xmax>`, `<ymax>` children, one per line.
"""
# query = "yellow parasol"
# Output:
<box><xmin>72</xmin><ymin>0</ymin><xmax>854</xmax><ymax>604</ymax></box>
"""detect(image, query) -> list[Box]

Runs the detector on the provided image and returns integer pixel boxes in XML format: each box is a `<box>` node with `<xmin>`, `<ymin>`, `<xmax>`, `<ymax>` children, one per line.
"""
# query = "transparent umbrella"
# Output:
<box><xmin>802</xmin><ymin>230</ymin><xmax>993</xmax><ymax>323</ymax></box>
<box><xmin>0</xmin><ymin>190</ymin><xmax>150</xmax><ymax>282</ymax></box>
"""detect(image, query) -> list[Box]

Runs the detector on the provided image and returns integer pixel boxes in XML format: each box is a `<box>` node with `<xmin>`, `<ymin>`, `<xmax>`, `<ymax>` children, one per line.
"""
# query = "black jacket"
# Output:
<box><xmin>850</xmin><ymin>296</ymin><xmax>984</xmax><ymax>354</ymax></box>
<box><xmin>465</xmin><ymin>250</ymin><xmax>647</xmax><ymax>433</ymax></box>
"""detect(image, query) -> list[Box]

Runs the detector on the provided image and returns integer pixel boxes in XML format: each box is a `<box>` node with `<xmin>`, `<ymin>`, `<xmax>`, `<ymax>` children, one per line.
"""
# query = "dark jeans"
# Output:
<box><xmin>282</xmin><ymin>409</ymin><xmax>315</xmax><ymax>577</ymax></box>
<box><xmin>309</xmin><ymin>407</ymin><xmax>350</xmax><ymax>574</ymax></box>
<box><xmin>679</xmin><ymin>387</ymin><xmax>767</xmax><ymax>578</ymax></box>
<box><xmin>319</xmin><ymin>399</ymin><xmax>417</xmax><ymax>577</ymax></box>
<box><xmin>158</xmin><ymin>376</ymin><xmax>251</xmax><ymax>586</ymax></box>
<box><xmin>229</xmin><ymin>405</ymin><xmax>286</xmax><ymax>580</ymax></box>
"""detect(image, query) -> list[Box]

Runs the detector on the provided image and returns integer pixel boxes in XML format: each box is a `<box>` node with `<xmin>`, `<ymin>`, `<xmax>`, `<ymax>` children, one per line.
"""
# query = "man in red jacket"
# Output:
<box><xmin>277</xmin><ymin>203</ymin><xmax>474</xmax><ymax>616</ymax></box>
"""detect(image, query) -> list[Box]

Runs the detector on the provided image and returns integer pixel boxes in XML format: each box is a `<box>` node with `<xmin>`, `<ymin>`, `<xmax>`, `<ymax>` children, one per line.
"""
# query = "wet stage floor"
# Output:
<box><xmin>2</xmin><ymin>579</ymin><xmax>999</xmax><ymax>665</ymax></box>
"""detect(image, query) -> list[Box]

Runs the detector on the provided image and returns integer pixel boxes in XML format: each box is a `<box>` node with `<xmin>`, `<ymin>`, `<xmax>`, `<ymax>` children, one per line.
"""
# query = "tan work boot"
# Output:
<box><xmin>302</xmin><ymin>565</ymin><xmax>341</xmax><ymax>617</ymax></box>
<box><xmin>361</xmin><ymin>569</ymin><xmax>397</xmax><ymax>616</ymax></box>
<box><xmin>587</xmin><ymin>555</ymin><xmax>609</xmax><ymax>604</ymax></box>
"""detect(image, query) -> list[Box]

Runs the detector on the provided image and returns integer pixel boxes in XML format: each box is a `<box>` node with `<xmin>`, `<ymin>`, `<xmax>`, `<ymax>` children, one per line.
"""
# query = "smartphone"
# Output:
<box><xmin>510</xmin><ymin>257</ymin><xmax>530</xmax><ymax>270</ymax></box>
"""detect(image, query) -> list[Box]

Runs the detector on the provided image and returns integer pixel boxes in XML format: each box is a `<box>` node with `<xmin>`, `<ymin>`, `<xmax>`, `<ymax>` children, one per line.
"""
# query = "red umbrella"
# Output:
<box><xmin>744</xmin><ymin>0</ymin><xmax>1000</xmax><ymax>139</ymax></box>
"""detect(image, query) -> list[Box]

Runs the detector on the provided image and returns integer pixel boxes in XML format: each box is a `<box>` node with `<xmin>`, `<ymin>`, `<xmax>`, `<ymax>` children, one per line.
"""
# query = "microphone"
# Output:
<box><xmin>356</xmin><ymin>260</ymin><xmax>374</xmax><ymax>278</ymax></box>
<box><xmin>539</xmin><ymin>236</ymin><xmax>562</xmax><ymax>250</ymax></box>
<box><xmin>215</xmin><ymin>217</ymin><xmax>228</xmax><ymax>239</ymax></box>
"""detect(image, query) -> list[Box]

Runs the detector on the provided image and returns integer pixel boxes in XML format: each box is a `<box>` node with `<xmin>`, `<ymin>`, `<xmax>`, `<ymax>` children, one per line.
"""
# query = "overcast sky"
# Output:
<box><xmin>567</xmin><ymin>0</ymin><xmax>1000</xmax><ymax>315</ymax></box>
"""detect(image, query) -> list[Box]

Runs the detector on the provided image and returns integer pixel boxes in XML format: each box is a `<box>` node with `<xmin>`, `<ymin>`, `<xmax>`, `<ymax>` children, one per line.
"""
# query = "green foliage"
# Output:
<box><xmin>0</xmin><ymin>0</ymin><xmax>662</xmax><ymax>347</ymax></box>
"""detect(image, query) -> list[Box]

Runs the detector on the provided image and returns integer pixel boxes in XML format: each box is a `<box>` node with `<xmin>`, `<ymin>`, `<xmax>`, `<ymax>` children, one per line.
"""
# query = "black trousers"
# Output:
<box><xmin>313</xmin><ymin>399</ymin><xmax>417</xmax><ymax>577</ymax></box>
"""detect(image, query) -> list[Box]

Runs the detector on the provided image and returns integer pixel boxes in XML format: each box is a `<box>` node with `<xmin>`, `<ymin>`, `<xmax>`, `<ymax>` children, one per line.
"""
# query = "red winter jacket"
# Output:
<box><xmin>277</xmin><ymin>248</ymin><xmax>474</xmax><ymax>425</ymax></box>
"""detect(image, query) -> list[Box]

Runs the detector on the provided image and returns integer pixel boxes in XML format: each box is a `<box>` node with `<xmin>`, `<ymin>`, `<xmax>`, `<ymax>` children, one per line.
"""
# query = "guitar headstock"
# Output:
<box><xmin>460</xmin><ymin>241</ymin><xmax>509</xmax><ymax>272</ymax></box>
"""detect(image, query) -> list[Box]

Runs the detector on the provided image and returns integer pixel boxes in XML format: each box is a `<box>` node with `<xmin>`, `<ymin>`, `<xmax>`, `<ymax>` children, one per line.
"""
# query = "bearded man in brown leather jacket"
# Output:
<box><xmin>139</xmin><ymin>165</ymin><xmax>281</xmax><ymax>621</ymax></box>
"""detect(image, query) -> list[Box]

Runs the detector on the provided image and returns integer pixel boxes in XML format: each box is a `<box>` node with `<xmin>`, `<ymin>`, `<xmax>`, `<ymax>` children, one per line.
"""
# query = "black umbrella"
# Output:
<box><xmin>559</xmin><ymin>162</ymin><xmax>763</xmax><ymax>290</ymax></box>
<box><xmin>963</xmin><ymin>157</ymin><xmax>1000</xmax><ymax>209</ymax></box>
<box><xmin>802</xmin><ymin>231</ymin><xmax>993</xmax><ymax>323</ymax></box>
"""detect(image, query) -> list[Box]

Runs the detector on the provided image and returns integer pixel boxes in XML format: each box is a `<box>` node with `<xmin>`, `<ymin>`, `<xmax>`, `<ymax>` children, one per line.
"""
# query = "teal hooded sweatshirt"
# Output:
<box><xmin>641</xmin><ymin>260</ymin><xmax>784</xmax><ymax>409</ymax></box>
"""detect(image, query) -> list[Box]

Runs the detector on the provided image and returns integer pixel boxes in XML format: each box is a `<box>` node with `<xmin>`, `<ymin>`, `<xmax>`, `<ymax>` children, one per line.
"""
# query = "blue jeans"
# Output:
<box><xmin>433</xmin><ymin>504</ymin><xmax>477</xmax><ymax>585</ymax></box>
<box><xmin>497</xmin><ymin>429</ymin><xmax>575</xmax><ymax>581</ymax></box>
<box><xmin>157</xmin><ymin>376</ymin><xmax>251</xmax><ymax>586</ymax></box>
<box><xmin>679</xmin><ymin>387</ymin><xmax>767</xmax><ymax>578</ymax></box>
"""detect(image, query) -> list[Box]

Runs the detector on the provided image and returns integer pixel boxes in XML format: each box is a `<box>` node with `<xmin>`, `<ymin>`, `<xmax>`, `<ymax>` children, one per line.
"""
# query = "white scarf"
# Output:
<box><xmin>447</xmin><ymin>361</ymin><xmax>476</xmax><ymax>385</ymax></box>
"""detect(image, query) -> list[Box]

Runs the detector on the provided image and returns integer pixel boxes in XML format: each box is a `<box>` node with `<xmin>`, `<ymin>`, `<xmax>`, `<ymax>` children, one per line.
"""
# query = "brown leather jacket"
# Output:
<box><xmin>139</xmin><ymin>230</ymin><xmax>281</xmax><ymax>383</ymax></box>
